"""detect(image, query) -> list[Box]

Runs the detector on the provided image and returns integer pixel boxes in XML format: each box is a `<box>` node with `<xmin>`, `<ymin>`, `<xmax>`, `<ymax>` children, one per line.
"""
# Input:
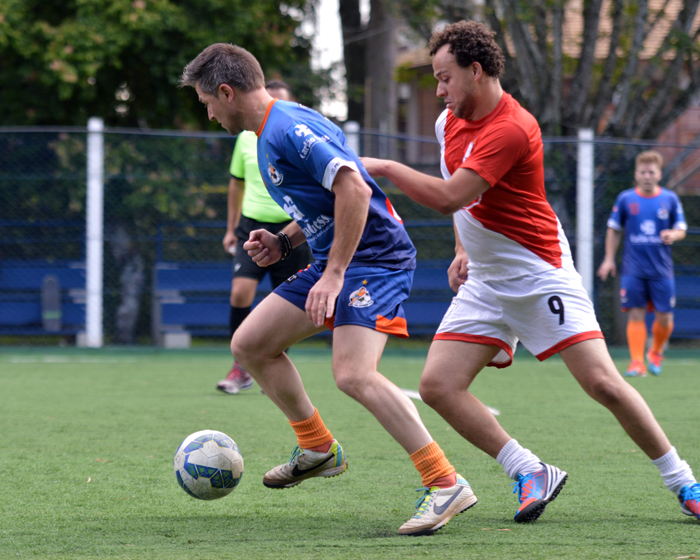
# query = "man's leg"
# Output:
<box><xmin>231</xmin><ymin>293</ymin><xmax>349</xmax><ymax>488</ymax></box>
<box><xmin>231</xmin><ymin>292</ymin><xmax>321</xmax><ymax>418</ymax></box>
<box><xmin>560</xmin><ymin>338</ymin><xmax>670</xmax><ymax>457</ymax></box>
<box><xmin>217</xmin><ymin>276</ymin><xmax>259</xmax><ymax>394</ymax></box>
<box><xmin>332</xmin><ymin>325</ymin><xmax>477</xmax><ymax>535</ymax></box>
<box><xmin>625</xmin><ymin>306</ymin><xmax>648</xmax><ymax>377</ymax></box>
<box><xmin>560</xmin><ymin>337</ymin><xmax>698</xmax><ymax>517</ymax></box>
<box><xmin>420</xmin><ymin>339</ymin><xmax>567</xmax><ymax>523</ymax></box>
<box><xmin>419</xmin><ymin>340</ymin><xmax>509</xmax><ymax>457</ymax></box>
<box><xmin>648</xmin><ymin>311</ymin><xmax>673</xmax><ymax>375</ymax></box>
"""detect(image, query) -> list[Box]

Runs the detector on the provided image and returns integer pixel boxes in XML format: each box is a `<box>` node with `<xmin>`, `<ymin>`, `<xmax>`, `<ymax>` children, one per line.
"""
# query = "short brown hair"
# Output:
<box><xmin>429</xmin><ymin>20</ymin><xmax>505</xmax><ymax>78</ymax></box>
<box><xmin>180</xmin><ymin>44</ymin><xmax>265</xmax><ymax>94</ymax></box>
<box><xmin>635</xmin><ymin>150</ymin><xmax>664</xmax><ymax>169</ymax></box>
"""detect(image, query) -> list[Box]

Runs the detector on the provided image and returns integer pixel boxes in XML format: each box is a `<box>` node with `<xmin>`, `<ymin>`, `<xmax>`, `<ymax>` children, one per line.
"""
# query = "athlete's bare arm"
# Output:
<box><xmin>306</xmin><ymin>166</ymin><xmax>371</xmax><ymax>327</ymax></box>
<box><xmin>660</xmin><ymin>228</ymin><xmax>686</xmax><ymax>245</ymax></box>
<box><xmin>447</xmin><ymin>218</ymin><xmax>469</xmax><ymax>292</ymax></box>
<box><xmin>596</xmin><ymin>227</ymin><xmax>622</xmax><ymax>281</ymax></box>
<box><xmin>361</xmin><ymin>157</ymin><xmax>490</xmax><ymax>215</ymax></box>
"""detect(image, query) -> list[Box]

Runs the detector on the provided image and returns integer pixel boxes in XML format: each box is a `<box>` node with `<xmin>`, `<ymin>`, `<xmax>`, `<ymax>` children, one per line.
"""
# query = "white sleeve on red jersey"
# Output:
<box><xmin>435</xmin><ymin>109</ymin><xmax>451</xmax><ymax>180</ymax></box>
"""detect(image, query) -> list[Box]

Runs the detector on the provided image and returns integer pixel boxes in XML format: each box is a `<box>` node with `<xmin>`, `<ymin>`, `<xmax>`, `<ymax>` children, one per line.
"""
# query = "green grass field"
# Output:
<box><xmin>1</xmin><ymin>344</ymin><xmax>698</xmax><ymax>559</ymax></box>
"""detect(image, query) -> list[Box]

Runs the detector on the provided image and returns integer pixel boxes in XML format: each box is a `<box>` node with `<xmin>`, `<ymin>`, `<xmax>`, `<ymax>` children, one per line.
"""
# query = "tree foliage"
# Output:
<box><xmin>0</xmin><ymin>0</ymin><xmax>321</xmax><ymax>128</ymax></box>
<box><xmin>396</xmin><ymin>0</ymin><xmax>700</xmax><ymax>138</ymax></box>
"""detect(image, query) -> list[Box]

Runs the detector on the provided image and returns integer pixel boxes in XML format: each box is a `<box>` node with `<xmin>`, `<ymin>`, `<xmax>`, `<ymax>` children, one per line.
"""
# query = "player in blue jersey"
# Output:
<box><xmin>598</xmin><ymin>150</ymin><xmax>687</xmax><ymax>377</ymax></box>
<box><xmin>180</xmin><ymin>43</ymin><xmax>479</xmax><ymax>535</ymax></box>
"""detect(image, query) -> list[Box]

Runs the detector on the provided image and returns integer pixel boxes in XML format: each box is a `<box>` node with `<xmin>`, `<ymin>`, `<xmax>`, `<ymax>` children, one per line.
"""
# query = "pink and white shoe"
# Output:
<box><xmin>216</xmin><ymin>362</ymin><xmax>254</xmax><ymax>394</ymax></box>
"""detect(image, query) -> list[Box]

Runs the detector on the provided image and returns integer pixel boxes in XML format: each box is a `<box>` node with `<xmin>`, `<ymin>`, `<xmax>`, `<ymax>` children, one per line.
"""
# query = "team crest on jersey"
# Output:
<box><xmin>640</xmin><ymin>220</ymin><xmax>656</xmax><ymax>235</ymax></box>
<box><xmin>349</xmin><ymin>282</ymin><xmax>374</xmax><ymax>308</ymax></box>
<box><xmin>268</xmin><ymin>163</ymin><xmax>283</xmax><ymax>186</ymax></box>
<box><xmin>657</xmin><ymin>207</ymin><xmax>669</xmax><ymax>220</ymax></box>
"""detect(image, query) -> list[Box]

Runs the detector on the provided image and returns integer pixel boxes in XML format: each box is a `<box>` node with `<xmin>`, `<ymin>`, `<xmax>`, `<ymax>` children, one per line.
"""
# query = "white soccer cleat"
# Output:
<box><xmin>398</xmin><ymin>475</ymin><xmax>477</xmax><ymax>536</ymax></box>
<box><xmin>262</xmin><ymin>440</ymin><xmax>348</xmax><ymax>488</ymax></box>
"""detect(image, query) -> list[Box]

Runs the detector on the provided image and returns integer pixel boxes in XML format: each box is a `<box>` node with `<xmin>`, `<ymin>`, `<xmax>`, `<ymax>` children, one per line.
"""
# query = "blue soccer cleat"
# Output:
<box><xmin>679</xmin><ymin>483</ymin><xmax>700</xmax><ymax>521</ymax></box>
<box><xmin>512</xmin><ymin>462</ymin><xmax>568</xmax><ymax>523</ymax></box>
<box><xmin>624</xmin><ymin>361</ymin><xmax>647</xmax><ymax>377</ymax></box>
<box><xmin>646</xmin><ymin>351</ymin><xmax>664</xmax><ymax>376</ymax></box>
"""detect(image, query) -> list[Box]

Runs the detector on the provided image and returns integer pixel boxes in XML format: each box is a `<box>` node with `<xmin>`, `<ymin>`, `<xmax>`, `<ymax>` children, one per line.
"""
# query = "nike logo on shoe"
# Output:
<box><xmin>433</xmin><ymin>487</ymin><xmax>464</xmax><ymax>515</ymax></box>
<box><xmin>291</xmin><ymin>454</ymin><xmax>334</xmax><ymax>477</ymax></box>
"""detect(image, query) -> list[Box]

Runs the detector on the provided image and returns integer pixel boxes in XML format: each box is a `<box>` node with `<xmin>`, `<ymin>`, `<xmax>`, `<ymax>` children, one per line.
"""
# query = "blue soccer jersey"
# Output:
<box><xmin>607</xmin><ymin>187</ymin><xmax>687</xmax><ymax>279</ymax></box>
<box><xmin>256</xmin><ymin>100</ymin><xmax>416</xmax><ymax>270</ymax></box>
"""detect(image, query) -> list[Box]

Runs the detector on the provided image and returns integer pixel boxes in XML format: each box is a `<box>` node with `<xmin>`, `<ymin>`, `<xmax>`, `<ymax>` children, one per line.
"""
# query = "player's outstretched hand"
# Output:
<box><xmin>596</xmin><ymin>259</ymin><xmax>616</xmax><ymax>281</ymax></box>
<box><xmin>306</xmin><ymin>271</ymin><xmax>343</xmax><ymax>327</ymax></box>
<box><xmin>244</xmin><ymin>229</ymin><xmax>281</xmax><ymax>267</ymax></box>
<box><xmin>448</xmin><ymin>253</ymin><xmax>469</xmax><ymax>292</ymax></box>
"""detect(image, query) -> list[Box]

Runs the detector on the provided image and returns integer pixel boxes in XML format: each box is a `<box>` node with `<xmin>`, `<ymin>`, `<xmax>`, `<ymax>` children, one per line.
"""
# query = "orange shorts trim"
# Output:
<box><xmin>376</xmin><ymin>314</ymin><xmax>409</xmax><ymax>338</ymax></box>
<box><xmin>535</xmin><ymin>330</ymin><xmax>604</xmax><ymax>361</ymax></box>
<box><xmin>433</xmin><ymin>332</ymin><xmax>513</xmax><ymax>368</ymax></box>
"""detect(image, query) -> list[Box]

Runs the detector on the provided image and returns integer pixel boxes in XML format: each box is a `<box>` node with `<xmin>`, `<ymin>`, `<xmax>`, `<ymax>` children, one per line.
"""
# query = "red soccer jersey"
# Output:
<box><xmin>437</xmin><ymin>93</ymin><xmax>573</xmax><ymax>280</ymax></box>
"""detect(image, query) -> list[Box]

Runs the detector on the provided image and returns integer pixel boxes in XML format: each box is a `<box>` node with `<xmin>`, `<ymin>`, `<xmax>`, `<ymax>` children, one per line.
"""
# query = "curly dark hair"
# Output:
<box><xmin>429</xmin><ymin>21</ymin><xmax>505</xmax><ymax>78</ymax></box>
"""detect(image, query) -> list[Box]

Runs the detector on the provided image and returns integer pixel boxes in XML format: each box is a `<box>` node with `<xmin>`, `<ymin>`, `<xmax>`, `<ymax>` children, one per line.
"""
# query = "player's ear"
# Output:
<box><xmin>471</xmin><ymin>62</ymin><xmax>483</xmax><ymax>81</ymax></box>
<box><xmin>218</xmin><ymin>84</ymin><xmax>236</xmax><ymax>103</ymax></box>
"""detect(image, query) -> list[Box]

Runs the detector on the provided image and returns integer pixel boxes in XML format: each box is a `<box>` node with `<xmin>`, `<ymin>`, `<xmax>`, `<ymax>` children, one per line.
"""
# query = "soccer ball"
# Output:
<box><xmin>173</xmin><ymin>430</ymin><xmax>244</xmax><ymax>500</ymax></box>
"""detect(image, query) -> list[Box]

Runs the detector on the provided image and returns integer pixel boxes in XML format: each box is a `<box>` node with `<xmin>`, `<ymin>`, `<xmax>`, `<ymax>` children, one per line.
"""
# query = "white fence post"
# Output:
<box><xmin>85</xmin><ymin>117</ymin><xmax>104</xmax><ymax>348</ymax></box>
<box><xmin>344</xmin><ymin>121</ymin><xmax>361</xmax><ymax>156</ymax></box>
<box><xmin>577</xmin><ymin>128</ymin><xmax>595</xmax><ymax>298</ymax></box>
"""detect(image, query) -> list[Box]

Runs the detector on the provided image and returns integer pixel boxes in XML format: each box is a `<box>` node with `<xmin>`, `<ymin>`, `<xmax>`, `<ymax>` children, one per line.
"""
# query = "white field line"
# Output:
<box><xmin>6</xmin><ymin>356</ymin><xmax>140</xmax><ymax>364</ymax></box>
<box><xmin>401</xmin><ymin>388</ymin><xmax>500</xmax><ymax>416</ymax></box>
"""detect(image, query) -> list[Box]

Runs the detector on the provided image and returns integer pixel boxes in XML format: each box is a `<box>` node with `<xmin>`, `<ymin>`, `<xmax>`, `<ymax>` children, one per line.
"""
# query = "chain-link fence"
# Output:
<box><xmin>1</xmin><ymin>125</ymin><xmax>698</xmax><ymax>346</ymax></box>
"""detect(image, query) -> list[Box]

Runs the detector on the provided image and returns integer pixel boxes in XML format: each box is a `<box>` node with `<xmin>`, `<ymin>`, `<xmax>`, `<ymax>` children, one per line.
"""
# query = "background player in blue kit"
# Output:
<box><xmin>180</xmin><ymin>43</ymin><xmax>477</xmax><ymax>536</ymax></box>
<box><xmin>597</xmin><ymin>150</ymin><xmax>687</xmax><ymax>377</ymax></box>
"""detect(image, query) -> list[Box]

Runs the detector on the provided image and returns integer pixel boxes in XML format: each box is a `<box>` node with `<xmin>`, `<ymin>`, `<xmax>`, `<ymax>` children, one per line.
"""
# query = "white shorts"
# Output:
<box><xmin>434</xmin><ymin>267</ymin><xmax>603</xmax><ymax>368</ymax></box>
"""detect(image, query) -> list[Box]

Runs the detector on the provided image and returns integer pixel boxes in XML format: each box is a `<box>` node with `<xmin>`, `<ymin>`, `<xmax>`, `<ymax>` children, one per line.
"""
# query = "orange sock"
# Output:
<box><xmin>626</xmin><ymin>320</ymin><xmax>647</xmax><ymax>363</ymax></box>
<box><xmin>289</xmin><ymin>408</ymin><xmax>333</xmax><ymax>451</ymax></box>
<box><xmin>651</xmin><ymin>319</ymin><xmax>673</xmax><ymax>355</ymax></box>
<box><xmin>410</xmin><ymin>441</ymin><xmax>456</xmax><ymax>488</ymax></box>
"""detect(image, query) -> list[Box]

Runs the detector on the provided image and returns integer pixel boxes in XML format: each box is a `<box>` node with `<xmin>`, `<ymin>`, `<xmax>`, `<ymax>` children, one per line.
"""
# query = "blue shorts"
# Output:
<box><xmin>273</xmin><ymin>263</ymin><xmax>414</xmax><ymax>337</ymax></box>
<box><xmin>620</xmin><ymin>275</ymin><xmax>675</xmax><ymax>313</ymax></box>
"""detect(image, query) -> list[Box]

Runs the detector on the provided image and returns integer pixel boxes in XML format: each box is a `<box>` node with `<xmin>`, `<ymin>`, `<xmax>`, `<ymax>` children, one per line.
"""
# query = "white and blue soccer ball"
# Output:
<box><xmin>174</xmin><ymin>430</ymin><xmax>244</xmax><ymax>500</ymax></box>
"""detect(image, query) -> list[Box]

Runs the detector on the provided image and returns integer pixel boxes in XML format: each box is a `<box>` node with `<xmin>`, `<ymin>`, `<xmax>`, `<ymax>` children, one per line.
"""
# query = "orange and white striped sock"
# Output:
<box><xmin>410</xmin><ymin>441</ymin><xmax>456</xmax><ymax>488</ymax></box>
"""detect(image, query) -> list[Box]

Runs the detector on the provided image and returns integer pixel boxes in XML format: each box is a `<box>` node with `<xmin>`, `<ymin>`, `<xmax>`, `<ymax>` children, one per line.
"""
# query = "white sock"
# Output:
<box><xmin>496</xmin><ymin>439</ymin><xmax>542</xmax><ymax>480</ymax></box>
<box><xmin>651</xmin><ymin>447</ymin><xmax>696</xmax><ymax>496</ymax></box>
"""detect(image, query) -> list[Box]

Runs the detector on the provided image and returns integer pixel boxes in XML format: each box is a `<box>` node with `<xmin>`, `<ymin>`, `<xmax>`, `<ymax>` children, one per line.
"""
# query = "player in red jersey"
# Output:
<box><xmin>363</xmin><ymin>20</ymin><xmax>700</xmax><ymax>523</ymax></box>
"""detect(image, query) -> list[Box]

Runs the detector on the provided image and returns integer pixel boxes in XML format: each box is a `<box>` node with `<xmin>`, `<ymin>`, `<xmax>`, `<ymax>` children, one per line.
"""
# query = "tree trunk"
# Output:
<box><xmin>339</xmin><ymin>0</ymin><xmax>366</xmax><ymax>123</ymax></box>
<box><xmin>365</xmin><ymin>0</ymin><xmax>397</xmax><ymax>155</ymax></box>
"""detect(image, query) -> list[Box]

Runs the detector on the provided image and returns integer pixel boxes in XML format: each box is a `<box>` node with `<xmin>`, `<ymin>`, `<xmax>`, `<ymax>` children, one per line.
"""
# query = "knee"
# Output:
<box><xmin>230</xmin><ymin>330</ymin><xmax>249</xmax><ymax>363</ymax></box>
<box><xmin>333</xmin><ymin>366</ymin><xmax>364</xmax><ymax>398</ymax></box>
<box><xmin>419</xmin><ymin>374</ymin><xmax>448</xmax><ymax>409</ymax></box>
<box><xmin>230</xmin><ymin>326</ymin><xmax>264</xmax><ymax>367</ymax></box>
<box><xmin>581</xmin><ymin>371</ymin><xmax>626</xmax><ymax>408</ymax></box>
